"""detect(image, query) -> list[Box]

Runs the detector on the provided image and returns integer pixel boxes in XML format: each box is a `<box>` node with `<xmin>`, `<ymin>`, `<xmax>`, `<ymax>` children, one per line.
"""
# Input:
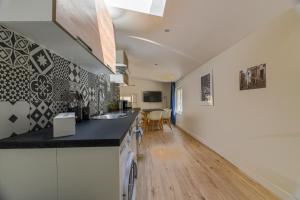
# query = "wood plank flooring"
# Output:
<box><xmin>136</xmin><ymin>126</ymin><xmax>279</xmax><ymax>200</ymax></box>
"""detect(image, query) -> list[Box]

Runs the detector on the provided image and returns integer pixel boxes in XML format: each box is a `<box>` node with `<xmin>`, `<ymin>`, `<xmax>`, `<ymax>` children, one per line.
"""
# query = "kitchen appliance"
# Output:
<box><xmin>68</xmin><ymin>91</ymin><xmax>84</xmax><ymax>122</ymax></box>
<box><xmin>68</xmin><ymin>106</ymin><xmax>82</xmax><ymax>122</ymax></box>
<box><xmin>82</xmin><ymin>103</ymin><xmax>90</xmax><ymax>120</ymax></box>
<box><xmin>110</xmin><ymin>50</ymin><xmax>129</xmax><ymax>86</ymax></box>
<box><xmin>119</xmin><ymin>100</ymin><xmax>131</xmax><ymax>110</ymax></box>
<box><xmin>120</xmin><ymin>133</ymin><xmax>137</xmax><ymax>200</ymax></box>
<box><xmin>123</xmin><ymin>152</ymin><xmax>137</xmax><ymax>200</ymax></box>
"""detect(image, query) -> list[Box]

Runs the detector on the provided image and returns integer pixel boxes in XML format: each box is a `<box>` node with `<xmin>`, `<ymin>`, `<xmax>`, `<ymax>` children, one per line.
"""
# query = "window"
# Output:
<box><xmin>104</xmin><ymin>0</ymin><xmax>167</xmax><ymax>17</ymax></box>
<box><xmin>176</xmin><ymin>87</ymin><xmax>183</xmax><ymax>114</ymax></box>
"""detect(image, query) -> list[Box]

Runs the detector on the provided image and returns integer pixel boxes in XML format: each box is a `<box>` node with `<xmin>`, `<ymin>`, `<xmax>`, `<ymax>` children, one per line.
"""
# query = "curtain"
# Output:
<box><xmin>170</xmin><ymin>82</ymin><xmax>176</xmax><ymax>125</ymax></box>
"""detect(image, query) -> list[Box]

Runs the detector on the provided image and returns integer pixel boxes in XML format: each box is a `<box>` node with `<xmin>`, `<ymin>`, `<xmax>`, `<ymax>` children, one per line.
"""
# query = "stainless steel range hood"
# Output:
<box><xmin>110</xmin><ymin>71</ymin><xmax>129</xmax><ymax>86</ymax></box>
<box><xmin>110</xmin><ymin>50</ymin><xmax>129</xmax><ymax>85</ymax></box>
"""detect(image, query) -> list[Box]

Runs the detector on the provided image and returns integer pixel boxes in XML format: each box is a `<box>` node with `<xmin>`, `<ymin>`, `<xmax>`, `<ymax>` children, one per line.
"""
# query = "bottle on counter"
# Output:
<box><xmin>82</xmin><ymin>102</ymin><xmax>90</xmax><ymax>120</ymax></box>
<box><xmin>68</xmin><ymin>91</ymin><xmax>83</xmax><ymax>123</ymax></box>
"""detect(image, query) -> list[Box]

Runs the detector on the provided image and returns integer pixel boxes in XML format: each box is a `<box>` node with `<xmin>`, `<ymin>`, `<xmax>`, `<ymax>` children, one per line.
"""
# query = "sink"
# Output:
<box><xmin>91</xmin><ymin>113</ymin><xmax>128</xmax><ymax>120</ymax></box>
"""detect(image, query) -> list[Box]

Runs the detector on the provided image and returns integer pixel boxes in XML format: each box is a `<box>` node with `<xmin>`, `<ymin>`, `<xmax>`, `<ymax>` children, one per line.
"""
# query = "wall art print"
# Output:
<box><xmin>200</xmin><ymin>70</ymin><xmax>214</xmax><ymax>106</ymax></box>
<box><xmin>240</xmin><ymin>64</ymin><xmax>266</xmax><ymax>90</ymax></box>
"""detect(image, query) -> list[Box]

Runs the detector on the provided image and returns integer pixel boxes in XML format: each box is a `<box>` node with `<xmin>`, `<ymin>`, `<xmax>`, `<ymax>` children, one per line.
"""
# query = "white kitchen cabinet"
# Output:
<box><xmin>0</xmin><ymin>113</ymin><xmax>140</xmax><ymax>200</ymax></box>
<box><xmin>56</xmin><ymin>147</ymin><xmax>120</xmax><ymax>200</ymax></box>
<box><xmin>0</xmin><ymin>147</ymin><xmax>121</xmax><ymax>200</ymax></box>
<box><xmin>0</xmin><ymin>149</ymin><xmax>57</xmax><ymax>200</ymax></box>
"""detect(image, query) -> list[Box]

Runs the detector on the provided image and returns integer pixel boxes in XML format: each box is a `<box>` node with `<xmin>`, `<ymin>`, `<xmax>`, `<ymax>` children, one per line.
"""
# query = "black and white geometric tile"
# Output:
<box><xmin>97</xmin><ymin>74</ymin><xmax>107</xmax><ymax>86</ymax></box>
<box><xmin>52</xmin><ymin>101</ymin><xmax>68</xmax><ymax>115</ymax></box>
<box><xmin>89</xmin><ymin>87</ymin><xmax>96</xmax><ymax>102</ymax></box>
<box><xmin>80</xmin><ymin>68</ymin><xmax>89</xmax><ymax>104</ymax></box>
<box><xmin>98</xmin><ymin>94</ymin><xmax>105</xmax><ymax>113</ymax></box>
<box><xmin>88</xmin><ymin>72</ymin><xmax>97</xmax><ymax>88</ymax></box>
<box><xmin>80</xmin><ymin>84</ymin><xmax>89</xmax><ymax>105</ymax></box>
<box><xmin>0</xmin><ymin>25</ymin><xmax>13</xmax><ymax>48</ymax></box>
<box><xmin>8</xmin><ymin>65</ymin><xmax>30</xmax><ymax>102</ymax></box>
<box><xmin>0</xmin><ymin>63</ymin><xmax>12</xmax><ymax>101</ymax></box>
<box><xmin>97</xmin><ymin>74</ymin><xmax>110</xmax><ymax>99</ymax></box>
<box><xmin>96</xmin><ymin>74</ymin><xmax>109</xmax><ymax>101</ymax></box>
<box><xmin>30</xmin><ymin>101</ymin><xmax>53</xmax><ymax>132</ymax></box>
<box><xmin>52</xmin><ymin>53</ymin><xmax>70</xmax><ymax>81</ymax></box>
<box><xmin>80</xmin><ymin>68</ymin><xmax>88</xmax><ymax>86</ymax></box>
<box><xmin>90</xmin><ymin>101</ymin><xmax>98</xmax><ymax>116</ymax></box>
<box><xmin>0</xmin><ymin>45</ymin><xmax>13</xmax><ymax>66</ymax></box>
<box><xmin>114</xmin><ymin>86</ymin><xmax>120</xmax><ymax>101</ymax></box>
<box><xmin>69</xmin><ymin>81</ymin><xmax>80</xmax><ymax>93</ymax></box>
<box><xmin>0</xmin><ymin>101</ymin><xmax>30</xmax><ymax>139</ymax></box>
<box><xmin>0</xmin><ymin>25</ymin><xmax>30</xmax><ymax>69</ymax></box>
<box><xmin>0</xmin><ymin>25</ymin><xmax>121</xmax><ymax>138</ymax></box>
<box><xmin>109</xmin><ymin>82</ymin><xmax>120</xmax><ymax>102</ymax></box>
<box><xmin>28</xmin><ymin>42</ymin><xmax>38</xmax><ymax>52</ymax></box>
<box><xmin>0</xmin><ymin>33</ymin><xmax>29</xmax><ymax>67</ymax></box>
<box><xmin>97</xmin><ymin>86</ymin><xmax>106</xmax><ymax>111</ymax></box>
<box><xmin>69</xmin><ymin>63</ymin><xmax>80</xmax><ymax>83</ymax></box>
<box><xmin>53</xmin><ymin>78</ymin><xmax>70</xmax><ymax>101</ymax></box>
<box><xmin>13</xmin><ymin>34</ymin><xmax>30</xmax><ymax>55</ymax></box>
<box><xmin>0</xmin><ymin>62</ymin><xmax>30</xmax><ymax>102</ymax></box>
<box><xmin>99</xmin><ymin>87</ymin><xmax>106</xmax><ymax>103</ymax></box>
<box><xmin>29</xmin><ymin>45</ymin><xmax>53</xmax><ymax>75</ymax></box>
<box><xmin>30</xmin><ymin>73</ymin><xmax>53</xmax><ymax>101</ymax></box>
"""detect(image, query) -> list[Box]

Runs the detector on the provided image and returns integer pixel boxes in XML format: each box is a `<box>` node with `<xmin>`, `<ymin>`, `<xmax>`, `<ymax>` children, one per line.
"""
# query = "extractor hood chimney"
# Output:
<box><xmin>110</xmin><ymin>50</ymin><xmax>129</xmax><ymax>85</ymax></box>
<box><xmin>116</xmin><ymin>50</ymin><xmax>128</xmax><ymax>67</ymax></box>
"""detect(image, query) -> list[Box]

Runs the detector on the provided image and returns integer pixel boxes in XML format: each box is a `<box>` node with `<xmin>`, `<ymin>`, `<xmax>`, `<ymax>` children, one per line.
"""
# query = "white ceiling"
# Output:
<box><xmin>109</xmin><ymin>0</ymin><xmax>298</xmax><ymax>82</ymax></box>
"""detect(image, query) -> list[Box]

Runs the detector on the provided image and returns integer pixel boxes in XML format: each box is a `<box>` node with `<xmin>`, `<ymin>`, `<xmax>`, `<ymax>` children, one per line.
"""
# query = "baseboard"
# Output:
<box><xmin>175</xmin><ymin>125</ymin><xmax>297</xmax><ymax>200</ymax></box>
<box><xmin>240</xmin><ymin>166</ymin><xmax>297</xmax><ymax>200</ymax></box>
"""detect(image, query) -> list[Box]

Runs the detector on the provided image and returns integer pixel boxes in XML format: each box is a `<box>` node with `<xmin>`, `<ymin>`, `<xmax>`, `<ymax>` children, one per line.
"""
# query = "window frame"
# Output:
<box><xmin>176</xmin><ymin>87</ymin><xmax>183</xmax><ymax>115</ymax></box>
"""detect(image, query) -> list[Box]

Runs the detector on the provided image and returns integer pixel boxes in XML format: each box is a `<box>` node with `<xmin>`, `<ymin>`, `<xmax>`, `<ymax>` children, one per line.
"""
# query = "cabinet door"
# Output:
<box><xmin>95</xmin><ymin>0</ymin><xmax>116</xmax><ymax>73</ymax></box>
<box><xmin>0</xmin><ymin>149</ymin><xmax>57</xmax><ymax>200</ymax></box>
<box><xmin>57</xmin><ymin>147</ymin><xmax>120</xmax><ymax>200</ymax></box>
<box><xmin>55</xmin><ymin>0</ymin><xmax>104</xmax><ymax>63</ymax></box>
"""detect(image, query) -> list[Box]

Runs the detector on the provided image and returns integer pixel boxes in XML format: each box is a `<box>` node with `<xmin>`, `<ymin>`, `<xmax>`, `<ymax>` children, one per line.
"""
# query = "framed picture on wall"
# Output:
<box><xmin>200</xmin><ymin>70</ymin><xmax>214</xmax><ymax>106</ymax></box>
<box><xmin>240</xmin><ymin>64</ymin><xmax>266</xmax><ymax>90</ymax></box>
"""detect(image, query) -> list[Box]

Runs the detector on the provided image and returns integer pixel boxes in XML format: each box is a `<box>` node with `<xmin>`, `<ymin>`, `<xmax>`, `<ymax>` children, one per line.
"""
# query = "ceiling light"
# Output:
<box><xmin>164</xmin><ymin>29</ymin><xmax>170</xmax><ymax>32</ymax></box>
<box><xmin>154</xmin><ymin>64</ymin><xmax>158</xmax><ymax>67</ymax></box>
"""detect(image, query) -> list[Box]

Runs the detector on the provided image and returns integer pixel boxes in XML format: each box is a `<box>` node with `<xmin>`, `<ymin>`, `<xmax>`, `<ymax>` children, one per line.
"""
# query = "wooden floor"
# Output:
<box><xmin>136</xmin><ymin>126</ymin><xmax>279</xmax><ymax>200</ymax></box>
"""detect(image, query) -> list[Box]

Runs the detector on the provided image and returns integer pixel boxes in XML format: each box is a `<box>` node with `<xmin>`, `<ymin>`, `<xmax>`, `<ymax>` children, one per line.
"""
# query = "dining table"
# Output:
<box><xmin>142</xmin><ymin>108</ymin><xmax>164</xmax><ymax>113</ymax></box>
<box><xmin>142</xmin><ymin>108</ymin><xmax>164</xmax><ymax>131</ymax></box>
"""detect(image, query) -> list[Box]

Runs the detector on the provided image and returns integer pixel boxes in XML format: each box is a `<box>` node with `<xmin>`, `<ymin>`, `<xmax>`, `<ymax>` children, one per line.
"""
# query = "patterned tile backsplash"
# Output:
<box><xmin>0</xmin><ymin>25</ymin><xmax>120</xmax><ymax>139</ymax></box>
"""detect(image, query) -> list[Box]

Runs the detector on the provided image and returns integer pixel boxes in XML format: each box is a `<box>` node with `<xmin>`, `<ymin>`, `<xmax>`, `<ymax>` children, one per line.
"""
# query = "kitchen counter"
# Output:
<box><xmin>0</xmin><ymin>110</ymin><xmax>140</xmax><ymax>149</ymax></box>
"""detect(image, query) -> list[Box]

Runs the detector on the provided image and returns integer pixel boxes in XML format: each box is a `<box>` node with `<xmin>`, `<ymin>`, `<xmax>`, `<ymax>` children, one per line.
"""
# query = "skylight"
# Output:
<box><xmin>104</xmin><ymin>0</ymin><xmax>166</xmax><ymax>17</ymax></box>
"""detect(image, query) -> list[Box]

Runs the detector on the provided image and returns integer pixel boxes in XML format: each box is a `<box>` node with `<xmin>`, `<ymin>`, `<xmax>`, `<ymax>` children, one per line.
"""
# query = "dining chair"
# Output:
<box><xmin>147</xmin><ymin>111</ymin><xmax>163</xmax><ymax>131</ymax></box>
<box><xmin>140</xmin><ymin>111</ymin><xmax>148</xmax><ymax>130</ymax></box>
<box><xmin>162</xmin><ymin>109</ymin><xmax>172</xmax><ymax>130</ymax></box>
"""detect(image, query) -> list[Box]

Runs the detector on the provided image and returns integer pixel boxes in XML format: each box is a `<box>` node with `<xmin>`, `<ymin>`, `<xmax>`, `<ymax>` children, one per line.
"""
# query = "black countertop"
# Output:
<box><xmin>0</xmin><ymin>110</ymin><xmax>140</xmax><ymax>149</ymax></box>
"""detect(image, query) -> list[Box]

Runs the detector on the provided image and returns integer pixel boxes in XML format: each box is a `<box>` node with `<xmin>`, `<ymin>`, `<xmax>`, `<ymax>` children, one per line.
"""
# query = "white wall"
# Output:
<box><xmin>120</xmin><ymin>78</ymin><xmax>171</xmax><ymax>109</ymax></box>
<box><xmin>176</xmin><ymin>5</ymin><xmax>300</xmax><ymax>200</ymax></box>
